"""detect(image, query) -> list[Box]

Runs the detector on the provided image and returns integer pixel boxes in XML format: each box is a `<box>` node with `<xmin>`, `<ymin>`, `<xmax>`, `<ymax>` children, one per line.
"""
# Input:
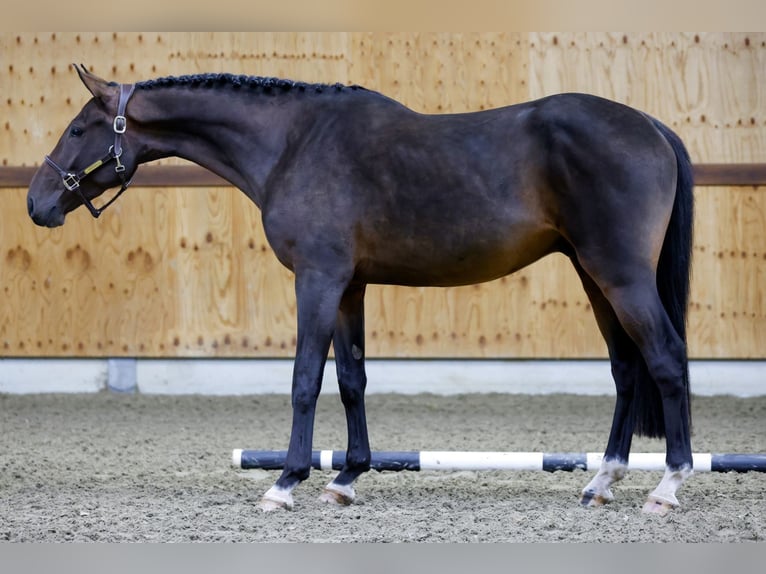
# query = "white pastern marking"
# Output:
<box><xmin>261</xmin><ymin>484</ymin><xmax>295</xmax><ymax>510</ymax></box>
<box><xmin>582</xmin><ymin>458</ymin><xmax>628</xmax><ymax>502</ymax></box>
<box><xmin>648</xmin><ymin>465</ymin><xmax>693</xmax><ymax>507</ymax></box>
<box><xmin>325</xmin><ymin>481</ymin><xmax>356</xmax><ymax>502</ymax></box>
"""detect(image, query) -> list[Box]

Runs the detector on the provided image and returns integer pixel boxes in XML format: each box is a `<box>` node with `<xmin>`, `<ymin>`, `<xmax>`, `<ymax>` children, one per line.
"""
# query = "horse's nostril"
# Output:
<box><xmin>27</xmin><ymin>195</ymin><xmax>34</xmax><ymax>216</ymax></box>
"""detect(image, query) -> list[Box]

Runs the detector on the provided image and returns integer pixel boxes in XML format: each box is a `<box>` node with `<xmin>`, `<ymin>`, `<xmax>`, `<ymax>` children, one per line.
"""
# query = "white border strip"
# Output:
<box><xmin>0</xmin><ymin>359</ymin><xmax>106</xmax><ymax>394</ymax></box>
<box><xmin>0</xmin><ymin>358</ymin><xmax>763</xmax><ymax>397</ymax></box>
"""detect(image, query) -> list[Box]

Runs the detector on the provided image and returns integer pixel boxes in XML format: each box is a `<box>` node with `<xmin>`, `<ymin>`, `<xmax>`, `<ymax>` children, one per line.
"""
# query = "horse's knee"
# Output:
<box><xmin>291</xmin><ymin>385</ymin><xmax>321</xmax><ymax>412</ymax></box>
<box><xmin>337</xmin><ymin>374</ymin><xmax>366</xmax><ymax>407</ymax></box>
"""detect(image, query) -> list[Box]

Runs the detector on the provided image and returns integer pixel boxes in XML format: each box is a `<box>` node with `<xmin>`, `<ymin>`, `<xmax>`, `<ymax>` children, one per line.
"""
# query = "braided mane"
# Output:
<box><xmin>136</xmin><ymin>73</ymin><xmax>367</xmax><ymax>95</ymax></box>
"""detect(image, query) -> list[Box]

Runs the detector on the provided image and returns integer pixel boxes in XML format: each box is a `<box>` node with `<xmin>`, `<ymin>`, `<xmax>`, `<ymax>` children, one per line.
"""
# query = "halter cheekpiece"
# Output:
<box><xmin>44</xmin><ymin>83</ymin><xmax>136</xmax><ymax>218</ymax></box>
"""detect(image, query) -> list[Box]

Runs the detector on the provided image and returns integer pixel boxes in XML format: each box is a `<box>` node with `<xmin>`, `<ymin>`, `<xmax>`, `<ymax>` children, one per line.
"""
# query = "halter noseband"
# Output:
<box><xmin>44</xmin><ymin>83</ymin><xmax>136</xmax><ymax>218</ymax></box>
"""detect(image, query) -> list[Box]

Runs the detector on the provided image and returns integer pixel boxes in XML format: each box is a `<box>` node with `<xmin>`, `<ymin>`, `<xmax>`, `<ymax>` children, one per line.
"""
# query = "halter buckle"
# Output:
<box><xmin>62</xmin><ymin>173</ymin><xmax>80</xmax><ymax>191</ymax></box>
<box><xmin>113</xmin><ymin>115</ymin><xmax>127</xmax><ymax>134</ymax></box>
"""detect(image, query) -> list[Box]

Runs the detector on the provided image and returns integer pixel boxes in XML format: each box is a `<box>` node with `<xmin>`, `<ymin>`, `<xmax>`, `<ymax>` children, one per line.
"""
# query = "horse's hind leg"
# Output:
<box><xmin>580</xmin><ymin>262</ymin><xmax>692</xmax><ymax>514</ymax></box>
<box><xmin>260</xmin><ymin>268</ymin><xmax>350</xmax><ymax>511</ymax></box>
<box><xmin>573</xmin><ymin>261</ymin><xmax>643</xmax><ymax>507</ymax></box>
<box><xmin>319</xmin><ymin>283</ymin><xmax>371</xmax><ymax>506</ymax></box>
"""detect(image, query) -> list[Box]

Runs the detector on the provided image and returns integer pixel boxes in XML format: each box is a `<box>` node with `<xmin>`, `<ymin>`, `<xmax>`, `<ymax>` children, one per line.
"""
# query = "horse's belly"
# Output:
<box><xmin>355</xmin><ymin>228</ymin><xmax>559</xmax><ymax>287</ymax></box>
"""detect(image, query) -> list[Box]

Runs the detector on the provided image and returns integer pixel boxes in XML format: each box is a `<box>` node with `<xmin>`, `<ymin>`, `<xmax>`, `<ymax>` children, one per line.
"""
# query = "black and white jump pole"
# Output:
<box><xmin>232</xmin><ymin>449</ymin><xmax>766</xmax><ymax>473</ymax></box>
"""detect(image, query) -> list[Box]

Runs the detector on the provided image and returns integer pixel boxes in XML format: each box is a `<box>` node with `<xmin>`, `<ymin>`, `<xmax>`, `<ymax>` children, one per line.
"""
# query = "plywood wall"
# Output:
<box><xmin>1</xmin><ymin>32</ymin><xmax>764</xmax><ymax>358</ymax></box>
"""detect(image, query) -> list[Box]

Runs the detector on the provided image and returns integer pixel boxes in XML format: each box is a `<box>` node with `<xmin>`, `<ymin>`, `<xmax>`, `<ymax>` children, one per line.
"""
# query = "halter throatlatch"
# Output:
<box><xmin>44</xmin><ymin>82</ymin><xmax>136</xmax><ymax>218</ymax></box>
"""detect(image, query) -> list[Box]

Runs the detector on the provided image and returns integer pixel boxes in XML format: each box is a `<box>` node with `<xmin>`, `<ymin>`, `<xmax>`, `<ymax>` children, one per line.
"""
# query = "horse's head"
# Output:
<box><xmin>27</xmin><ymin>64</ymin><xmax>139</xmax><ymax>227</ymax></box>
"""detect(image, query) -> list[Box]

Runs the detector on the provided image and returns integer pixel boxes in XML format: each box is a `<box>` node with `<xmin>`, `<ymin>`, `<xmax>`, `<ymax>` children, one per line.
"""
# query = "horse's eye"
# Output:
<box><xmin>69</xmin><ymin>126</ymin><xmax>84</xmax><ymax>137</ymax></box>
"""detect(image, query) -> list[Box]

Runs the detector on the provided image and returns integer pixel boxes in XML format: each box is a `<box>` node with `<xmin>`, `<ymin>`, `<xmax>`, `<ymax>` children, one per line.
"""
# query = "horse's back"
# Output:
<box><xmin>265</xmin><ymin>91</ymin><xmax>677</xmax><ymax>287</ymax></box>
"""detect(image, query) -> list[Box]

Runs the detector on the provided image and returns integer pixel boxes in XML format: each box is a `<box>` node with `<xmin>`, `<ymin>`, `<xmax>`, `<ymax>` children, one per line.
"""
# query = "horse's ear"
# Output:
<box><xmin>73</xmin><ymin>63</ymin><xmax>116</xmax><ymax>102</ymax></box>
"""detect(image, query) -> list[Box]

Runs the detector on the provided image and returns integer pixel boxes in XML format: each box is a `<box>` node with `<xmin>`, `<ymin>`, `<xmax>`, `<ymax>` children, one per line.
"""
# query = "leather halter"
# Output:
<box><xmin>44</xmin><ymin>83</ymin><xmax>136</xmax><ymax>218</ymax></box>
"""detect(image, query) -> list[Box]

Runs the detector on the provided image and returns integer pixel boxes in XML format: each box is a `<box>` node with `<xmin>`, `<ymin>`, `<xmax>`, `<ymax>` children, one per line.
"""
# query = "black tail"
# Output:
<box><xmin>632</xmin><ymin>118</ymin><xmax>694</xmax><ymax>438</ymax></box>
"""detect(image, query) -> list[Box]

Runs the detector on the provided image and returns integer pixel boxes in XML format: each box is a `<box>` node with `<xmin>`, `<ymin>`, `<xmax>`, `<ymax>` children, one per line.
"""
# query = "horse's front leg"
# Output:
<box><xmin>319</xmin><ymin>282</ymin><xmax>370</xmax><ymax>506</ymax></box>
<box><xmin>259</xmin><ymin>268</ymin><xmax>349</xmax><ymax>511</ymax></box>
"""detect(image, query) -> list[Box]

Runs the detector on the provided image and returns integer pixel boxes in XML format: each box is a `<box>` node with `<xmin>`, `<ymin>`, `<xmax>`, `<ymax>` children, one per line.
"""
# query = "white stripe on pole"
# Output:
<box><xmin>320</xmin><ymin>450</ymin><xmax>334</xmax><ymax>471</ymax></box>
<box><xmin>232</xmin><ymin>448</ymin><xmax>243</xmax><ymax>467</ymax></box>
<box><xmin>692</xmin><ymin>453</ymin><xmax>712</xmax><ymax>472</ymax></box>
<box><xmin>626</xmin><ymin>453</ymin><xmax>667</xmax><ymax>471</ymax></box>
<box><xmin>419</xmin><ymin>451</ymin><xmax>544</xmax><ymax>471</ymax></box>
<box><xmin>586</xmin><ymin>452</ymin><xmax>603</xmax><ymax>469</ymax></box>
<box><xmin>585</xmin><ymin>453</ymin><xmax>712</xmax><ymax>471</ymax></box>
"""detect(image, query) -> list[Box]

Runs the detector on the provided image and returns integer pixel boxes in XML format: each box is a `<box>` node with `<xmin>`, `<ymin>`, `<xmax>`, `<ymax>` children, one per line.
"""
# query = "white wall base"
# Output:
<box><xmin>0</xmin><ymin>358</ymin><xmax>763</xmax><ymax>397</ymax></box>
<box><xmin>0</xmin><ymin>359</ymin><xmax>106</xmax><ymax>394</ymax></box>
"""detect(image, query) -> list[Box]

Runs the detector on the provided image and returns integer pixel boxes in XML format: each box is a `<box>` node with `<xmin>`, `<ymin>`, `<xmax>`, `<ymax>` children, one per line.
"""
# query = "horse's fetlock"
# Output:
<box><xmin>348</xmin><ymin>454</ymin><xmax>371</xmax><ymax>471</ymax></box>
<box><xmin>284</xmin><ymin>466</ymin><xmax>311</xmax><ymax>483</ymax></box>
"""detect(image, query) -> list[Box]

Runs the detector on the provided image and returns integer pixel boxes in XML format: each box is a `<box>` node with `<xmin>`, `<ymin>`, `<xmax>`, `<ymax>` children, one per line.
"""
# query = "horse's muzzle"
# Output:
<box><xmin>27</xmin><ymin>195</ymin><xmax>65</xmax><ymax>228</ymax></box>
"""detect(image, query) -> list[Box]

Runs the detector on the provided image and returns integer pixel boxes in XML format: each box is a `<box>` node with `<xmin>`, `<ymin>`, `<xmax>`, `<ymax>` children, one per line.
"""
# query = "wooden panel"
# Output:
<box><xmin>527</xmin><ymin>32</ymin><xmax>766</xmax><ymax>163</ymax></box>
<box><xmin>1</xmin><ymin>32</ymin><xmax>765</xmax><ymax>359</ymax></box>
<box><xmin>5</xmin><ymin>182</ymin><xmax>764</xmax><ymax>359</ymax></box>
<box><xmin>689</xmin><ymin>187</ymin><xmax>766</xmax><ymax>357</ymax></box>
<box><xmin>0</xmin><ymin>184</ymin><xmax>606</xmax><ymax>358</ymax></box>
<box><xmin>349</xmin><ymin>32</ymin><xmax>529</xmax><ymax>113</ymax></box>
<box><xmin>365</xmin><ymin>255</ymin><xmax>604</xmax><ymax>358</ymax></box>
<box><xmin>0</xmin><ymin>32</ymin><xmax>351</xmax><ymax>167</ymax></box>
<box><xmin>0</xmin><ymin>186</ymin><xmax>298</xmax><ymax>357</ymax></box>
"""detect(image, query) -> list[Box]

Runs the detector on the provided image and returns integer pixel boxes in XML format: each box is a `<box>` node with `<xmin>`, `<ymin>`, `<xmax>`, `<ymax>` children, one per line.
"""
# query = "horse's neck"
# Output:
<box><xmin>134</xmin><ymin>88</ymin><xmax>300</xmax><ymax>208</ymax></box>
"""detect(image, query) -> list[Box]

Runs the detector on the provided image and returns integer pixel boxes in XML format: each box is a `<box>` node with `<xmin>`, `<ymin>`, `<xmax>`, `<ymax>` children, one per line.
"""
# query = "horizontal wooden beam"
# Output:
<box><xmin>693</xmin><ymin>164</ymin><xmax>766</xmax><ymax>186</ymax></box>
<box><xmin>2</xmin><ymin>163</ymin><xmax>766</xmax><ymax>188</ymax></box>
<box><xmin>0</xmin><ymin>165</ymin><xmax>229</xmax><ymax>188</ymax></box>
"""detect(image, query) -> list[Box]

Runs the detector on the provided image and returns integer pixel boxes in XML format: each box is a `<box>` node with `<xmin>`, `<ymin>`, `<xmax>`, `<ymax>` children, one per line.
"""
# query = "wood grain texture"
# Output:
<box><xmin>1</xmin><ymin>32</ymin><xmax>764</xmax><ymax>358</ymax></box>
<box><xmin>527</xmin><ymin>32</ymin><xmax>766</xmax><ymax>164</ymax></box>
<box><xmin>689</xmin><ymin>187</ymin><xmax>766</xmax><ymax>357</ymax></box>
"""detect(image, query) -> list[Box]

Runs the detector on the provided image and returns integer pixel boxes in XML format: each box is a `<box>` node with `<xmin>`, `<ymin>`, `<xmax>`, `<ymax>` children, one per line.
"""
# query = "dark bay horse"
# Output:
<box><xmin>27</xmin><ymin>65</ymin><xmax>694</xmax><ymax>515</ymax></box>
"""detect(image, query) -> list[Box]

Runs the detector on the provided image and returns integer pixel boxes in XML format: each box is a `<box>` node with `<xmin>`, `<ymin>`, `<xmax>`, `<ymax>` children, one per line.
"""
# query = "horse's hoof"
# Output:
<box><xmin>642</xmin><ymin>495</ymin><xmax>677</xmax><ymax>516</ymax></box>
<box><xmin>259</xmin><ymin>486</ymin><xmax>294</xmax><ymax>512</ymax></box>
<box><xmin>319</xmin><ymin>483</ymin><xmax>355</xmax><ymax>506</ymax></box>
<box><xmin>580</xmin><ymin>489</ymin><xmax>613</xmax><ymax>507</ymax></box>
<box><xmin>259</xmin><ymin>497</ymin><xmax>290</xmax><ymax>512</ymax></box>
